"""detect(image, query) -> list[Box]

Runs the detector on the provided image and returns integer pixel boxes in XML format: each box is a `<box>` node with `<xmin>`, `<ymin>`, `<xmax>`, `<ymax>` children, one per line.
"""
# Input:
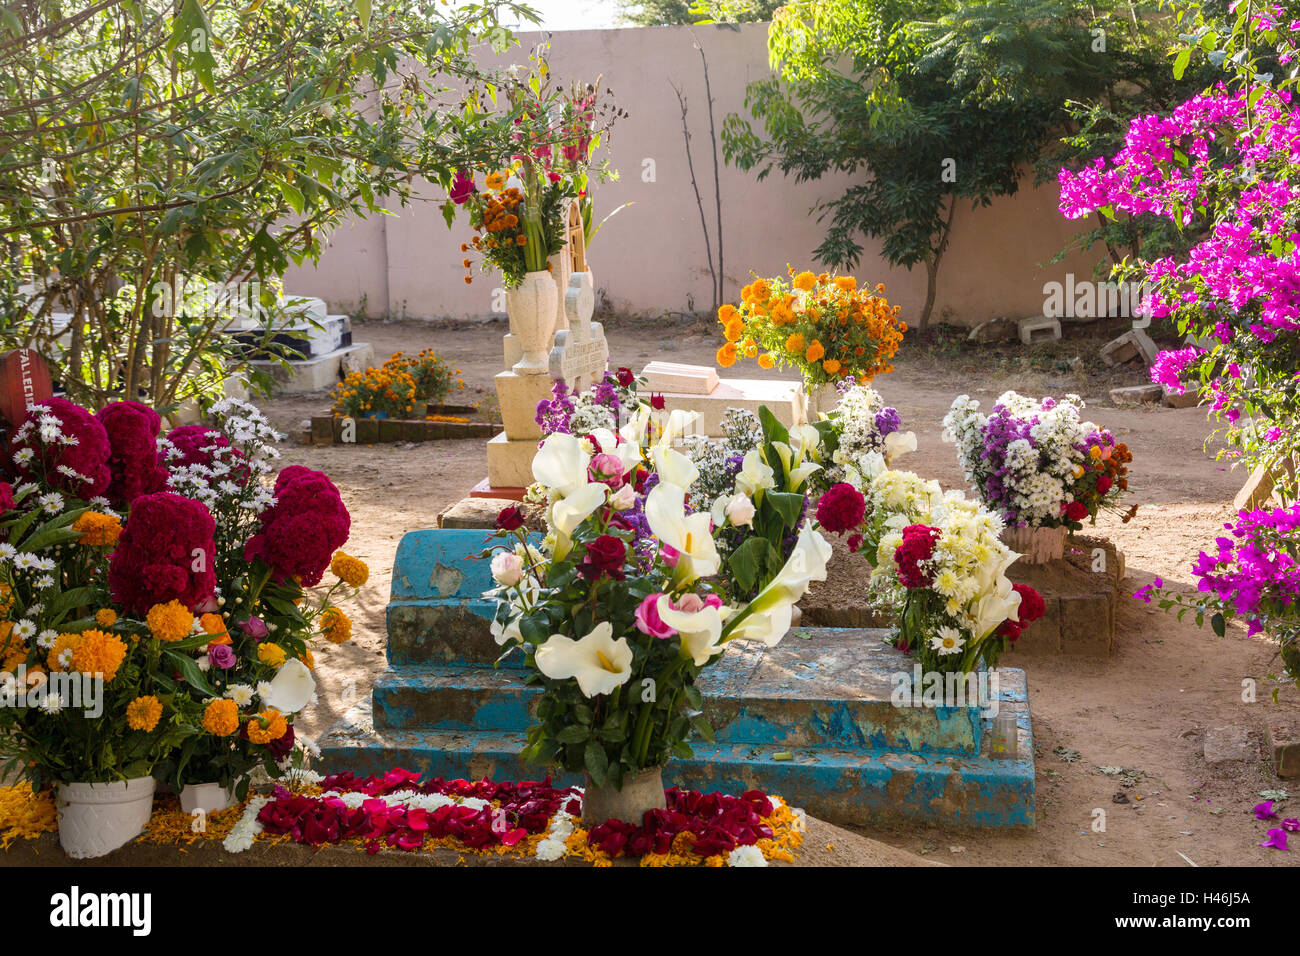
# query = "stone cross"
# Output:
<box><xmin>548</xmin><ymin>271</ymin><xmax>606</xmax><ymax>391</ymax></box>
<box><xmin>567</xmin><ymin>200</ymin><xmax>587</xmax><ymax>274</ymax></box>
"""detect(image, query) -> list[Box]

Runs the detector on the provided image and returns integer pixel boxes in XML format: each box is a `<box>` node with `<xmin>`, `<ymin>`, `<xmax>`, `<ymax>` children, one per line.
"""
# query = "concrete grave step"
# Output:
<box><xmin>372</xmin><ymin>631</ymin><xmax>984</xmax><ymax>755</ymax></box>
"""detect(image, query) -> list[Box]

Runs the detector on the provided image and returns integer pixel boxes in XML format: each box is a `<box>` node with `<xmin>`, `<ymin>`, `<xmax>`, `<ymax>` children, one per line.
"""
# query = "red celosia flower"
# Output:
<box><xmin>108</xmin><ymin>491</ymin><xmax>217</xmax><ymax>613</ymax></box>
<box><xmin>0</xmin><ymin>481</ymin><xmax>13</xmax><ymax>513</ymax></box>
<box><xmin>10</xmin><ymin>397</ymin><xmax>111</xmax><ymax>498</ymax></box>
<box><xmin>97</xmin><ymin>400</ymin><xmax>167</xmax><ymax>506</ymax></box>
<box><xmin>894</xmin><ymin>524</ymin><xmax>941</xmax><ymax>589</ymax></box>
<box><xmin>1012</xmin><ymin>584</ymin><xmax>1046</xmax><ymax>623</ymax></box>
<box><xmin>650</xmin><ymin>393</ymin><xmax>666</xmax><ymax>411</ymax></box>
<box><xmin>816</xmin><ymin>482</ymin><xmax>867</xmax><ymax>535</ymax></box>
<box><xmin>243</xmin><ymin>465</ymin><xmax>350</xmax><ymax>586</ymax></box>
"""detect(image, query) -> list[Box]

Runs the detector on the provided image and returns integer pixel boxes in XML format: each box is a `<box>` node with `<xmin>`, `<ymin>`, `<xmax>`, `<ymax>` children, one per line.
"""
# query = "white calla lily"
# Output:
<box><xmin>724</xmin><ymin>599</ymin><xmax>794</xmax><ymax>648</ymax></box>
<box><xmin>550</xmin><ymin>482</ymin><xmax>609</xmax><ymax>537</ymax></box>
<box><xmin>534</xmin><ymin>622</ymin><xmax>633</xmax><ymax>697</ymax></box>
<box><xmin>651</xmin><ymin>444</ymin><xmax>699</xmax><ymax>490</ymax></box>
<box><xmin>262</xmin><ymin>658</ymin><xmax>316</xmax><ymax>714</ymax></box>
<box><xmin>533</xmin><ymin>433</ymin><xmax>590</xmax><ymax>496</ymax></box>
<box><xmin>734</xmin><ymin>449</ymin><xmax>775</xmax><ymax>497</ymax></box>
<box><xmin>791</xmin><ymin>424</ymin><xmax>822</xmax><ymax>462</ymax></box>
<box><xmin>656</xmin><ymin>408</ymin><xmax>699</xmax><ymax>446</ymax></box>
<box><xmin>883</xmin><ymin>430</ymin><xmax>918</xmax><ymax>461</ymax></box>
<box><xmin>725</xmin><ymin>523</ymin><xmax>831</xmax><ymax>648</ymax></box>
<box><xmin>971</xmin><ymin>574</ymin><xmax>1023</xmax><ymax>639</ymax></box>
<box><xmin>645</xmin><ymin>482</ymin><xmax>720</xmax><ymax>580</ymax></box>
<box><xmin>620</xmin><ymin>404</ymin><xmax>652</xmax><ymax>448</ymax></box>
<box><xmin>655</xmin><ymin>596</ymin><xmax>726</xmax><ymax>665</ymax></box>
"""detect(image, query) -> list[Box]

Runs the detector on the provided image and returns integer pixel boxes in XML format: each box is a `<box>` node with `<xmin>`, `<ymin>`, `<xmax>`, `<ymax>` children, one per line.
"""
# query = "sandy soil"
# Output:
<box><xmin>269</xmin><ymin>317</ymin><xmax>1298</xmax><ymax>868</ymax></box>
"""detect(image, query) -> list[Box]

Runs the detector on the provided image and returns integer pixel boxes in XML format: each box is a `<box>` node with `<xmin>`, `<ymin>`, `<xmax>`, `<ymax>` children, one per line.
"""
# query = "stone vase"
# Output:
<box><xmin>805</xmin><ymin>382</ymin><xmax>841</xmax><ymax>421</ymax></box>
<box><xmin>506</xmin><ymin>270</ymin><xmax>558</xmax><ymax>375</ymax></box>
<box><xmin>56</xmin><ymin>776</ymin><xmax>156</xmax><ymax>859</ymax></box>
<box><xmin>1001</xmin><ymin>525</ymin><xmax>1067</xmax><ymax>565</ymax></box>
<box><xmin>178</xmin><ymin>780</ymin><xmax>239</xmax><ymax>816</ymax></box>
<box><xmin>581</xmin><ymin>766</ymin><xmax>667</xmax><ymax>829</ymax></box>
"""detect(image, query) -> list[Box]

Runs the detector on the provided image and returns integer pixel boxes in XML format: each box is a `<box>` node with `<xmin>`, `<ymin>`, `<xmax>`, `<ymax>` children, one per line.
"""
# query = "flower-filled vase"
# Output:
<box><xmin>507</xmin><ymin>270</ymin><xmax>558</xmax><ymax>375</ymax></box>
<box><xmin>581</xmin><ymin>765</ymin><xmax>667</xmax><ymax>829</ymax></box>
<box><xmin>56</xmin><ymin>776</ymin><xmax>156</xmax><ymax>859</ymax></box>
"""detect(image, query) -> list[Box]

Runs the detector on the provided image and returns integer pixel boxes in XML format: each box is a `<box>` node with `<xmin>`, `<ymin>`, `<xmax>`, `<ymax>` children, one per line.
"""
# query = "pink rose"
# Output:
<box><xmin>588</xmin><ymin>453</ymin><xmax>625</xmax><ymax>489</ymax></box>
<box><xmin>674</xmin><ymin>594</ymin><xmax>705</xmax><ymax>614</ymax></box>
<box><xmin>634</xmin><ymin>592</ymin><xmax>676</xmax><ymax>639</ymax></box>
<box><xmin>660</xmin><ymin>545</ymin><xmax>680</xmax><ymax>568</ymax></box>
<box><xmin>241</xmin><ymin>616</ymin><xmax>269</xmax><ymax>640</ymax></box>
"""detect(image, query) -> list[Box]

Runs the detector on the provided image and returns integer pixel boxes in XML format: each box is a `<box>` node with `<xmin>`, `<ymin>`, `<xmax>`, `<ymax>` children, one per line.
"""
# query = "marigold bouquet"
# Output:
<box><xmin>715</xmin><ymin>270</ymin><xmax>905</xmax><ymax>388</ymax></box>
<box><xmin>331</xmin><ymin>364</ymin><xmax>420</xmax><ymax>419</ymax></box>
<box><xmin>486</xmin><ymin>408</ymin><xmax>832</xmax><ymax>790</ymax></box>
<box><xmin>943</xmin><ymin>392</ymin><xmax>1133</xmax><ymax>529</ymax></box>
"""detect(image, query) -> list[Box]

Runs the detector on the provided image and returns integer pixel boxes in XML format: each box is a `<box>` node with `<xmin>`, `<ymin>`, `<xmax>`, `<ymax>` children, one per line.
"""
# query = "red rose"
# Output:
<box><xmin>1012</xmin><ymin>584</ymin><xmax>1046</xmax><ymax>623</ymax></box>
<box><xmin>650</xmin><ymin>393</ymin><xmax>666</xmax><ymax>411</ymax></box>
<box><xmin>495</xmin><ymin>506</ymin><xmax>526</xmax><ymax>532</ymax></box>
<box><xmin>816</xmin><ymin>482</ymin><xmax>866</xmax><ymax>535</ymax></box>
<box><xmin>244</xmin><ymin>466</ymin><xmax>350</xmax><ymax>586</ymax></box>
<box><xmin>847</xmin><ymin>533</ymin><xmax>864</xmax><ymax>553</ymax></box>
<box><xmin>108</xmin><ymin>491</ymin><xmax>217</xmax><ymax>614</ymax></box>
<box><xmin>1065</xmin><ymin>500</ymin><xmax>1089</xmax><ymax>522</ymax></box>
<box><xmin>1096</xmin><ymin>475</ymin><xmax>1113</xmax><ymax>495</ymax></box>
<box><xmin>996</xmin><ymin>619</ymin><xmax>1023</xmax><ymax>641</ymax></box>
<box><xmin>578</xmin><ymin>534</ymin><xmax>627</xmax><ymax>581</ymax></box>
<box><xmin>10</xmin><ymin>397</ymin><xmax>111</xmax><ymax>498</ymax></box>
<box><xmin>616</xmin><ymin>367</ymin><xmax>635</xmax><ymax>388</ymax></box>
<box><xmin>97</xmin><ymin>400</ymin><xmax>167</xmax><ymax>506</ymax></box>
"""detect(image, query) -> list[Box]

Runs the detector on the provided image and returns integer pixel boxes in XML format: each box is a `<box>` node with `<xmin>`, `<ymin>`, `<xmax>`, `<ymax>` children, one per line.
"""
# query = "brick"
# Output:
<box><xmin>310</xmin><ymin>416</ymin><xmax>335</xmax><ymax>446</ymax></box>
<box><xmin>1267</xmin><ymin>723</ymin><xmax>1300</xmax><ymax>778</ymax></box>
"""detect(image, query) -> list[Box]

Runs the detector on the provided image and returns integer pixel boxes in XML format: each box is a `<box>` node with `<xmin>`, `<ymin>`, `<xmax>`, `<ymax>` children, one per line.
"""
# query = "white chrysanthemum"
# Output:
<box><xmin>728</xmin><ymin>844</ymin><xmax>768</xmax><ymax>867</ymax></box>
<box><xmin>535</xmin><ymin>838</ymin><xmax>567</xmax><ymax>861</ymax></box>
<box><xmin>226</xmin><ymin>684</ymin><xmax>255</xmax><ymax>706</ymax></box>
<box><xmin>36</xmin><ymin>629</ymin><xmax>57</xmax><ymax>650</ymax></box>
<box><xmin>255</xmin><ymin>681</ymin><xmax>273</xmax><ymax>700</ymax></box>
<box><xmin>40</xmin><ymin>693</ymin><xmax>64</xmax><ymax>714</ymax></box>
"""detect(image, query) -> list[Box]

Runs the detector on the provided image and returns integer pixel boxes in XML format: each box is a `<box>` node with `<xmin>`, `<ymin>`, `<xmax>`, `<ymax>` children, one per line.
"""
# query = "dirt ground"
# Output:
<box><xmin>269</xmin><ymin>316</ymin><xmax>1298</xmax><ymax>868</ymax></box>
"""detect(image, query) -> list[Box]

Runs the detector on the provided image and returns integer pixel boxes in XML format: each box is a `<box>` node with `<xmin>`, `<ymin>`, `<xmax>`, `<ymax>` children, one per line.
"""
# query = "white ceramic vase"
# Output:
<box><xmin>507</xmin><ymin>270</ymin><xmax>558</xmax><ymax>375</ymax></box>
<box><xmin>179</xmin><ymin>781</ymin><xmax>239</xmax><ymax>816</ymax></box>
<box><xmin>56</xmin><ymin>776</ymin><xmax>156</xmax><ymax>859</ymax></box>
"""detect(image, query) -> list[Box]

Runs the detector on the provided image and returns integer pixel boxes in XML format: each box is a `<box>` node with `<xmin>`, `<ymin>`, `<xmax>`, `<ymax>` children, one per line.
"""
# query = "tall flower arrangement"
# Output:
<box><xmin>486</xmin><ymin>409</ymin><xmax>831</xmax><ymax>791</ymax></box>
<box><xmin>943</xmin><ymin>392</ymin><xmax>1133</xmax><ymax>529</ymax></box>
<box><xmin>715</xmin><ymin>270</ymin><xmax>905</xmax><ymax>388</ymax></box>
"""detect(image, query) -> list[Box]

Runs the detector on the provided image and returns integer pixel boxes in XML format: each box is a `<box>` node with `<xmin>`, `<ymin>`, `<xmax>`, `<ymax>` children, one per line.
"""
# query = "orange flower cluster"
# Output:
<box><xmin>384</xmin><ymin>348</ymin><xmax>465</xmax><ymax>404</ymax></box>
<box><xmin>331</xmin><ymin>364</ymin><xmax>419</xmax><ymax>420</ymax></box>
<box><xmin>463</xmin><ymin>175</ymin><xmax>530</xmax><ymax>285</ymax></box>
<box><xmin>717</xmin><ymin>268</ymin><xmax>906</xmax><ymax>388</ymax></box>
<box><xmin>72</xmin><ymin>511</ymin><xmax>121</xmax><ymax>547</ymax></box>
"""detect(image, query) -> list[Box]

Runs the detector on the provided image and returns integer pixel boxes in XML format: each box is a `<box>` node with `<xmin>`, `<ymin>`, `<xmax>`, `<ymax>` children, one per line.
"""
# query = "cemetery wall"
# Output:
<box><xmin>284</xmin><ymin>22</ymin><xmax>1103</xmax><ymax>329</ymax></box>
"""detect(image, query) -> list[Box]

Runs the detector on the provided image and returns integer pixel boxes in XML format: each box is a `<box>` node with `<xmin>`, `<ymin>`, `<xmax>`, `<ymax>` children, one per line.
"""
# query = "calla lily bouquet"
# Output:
<box><xmin>834</xmin><ymin>468</ymin><xmax>1045</xmax><ymax>674</ymax></box>
<box><xmin>486</xmin><ymin>407</ymin><xmax>832</xmax><ymax>789</ymax></box>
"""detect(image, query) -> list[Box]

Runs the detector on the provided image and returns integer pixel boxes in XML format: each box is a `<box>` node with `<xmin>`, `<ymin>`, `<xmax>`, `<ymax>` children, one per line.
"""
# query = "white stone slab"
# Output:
<box><xmin>548</xmin><ymin>273</ymin><xmax>606</xmax><ymax>390</ymax></box>
<box><xmin>487</xmin><ymin>432</ymin><xmax>540</xmax><ymax>488</ymax></box>
<box><xmin>248</xmin><ymin>342</ymin><xmax>374</xmax><ymax>394</ymax></box>
<box><xmin>642</xmin><ymin>361</ymin><xmax>719</xmax><ymax>395</ymax></box>
<box><xmin>652</xmin><ymin>378</ymin><xmax>807</xmax><ymax>437</ymax></box>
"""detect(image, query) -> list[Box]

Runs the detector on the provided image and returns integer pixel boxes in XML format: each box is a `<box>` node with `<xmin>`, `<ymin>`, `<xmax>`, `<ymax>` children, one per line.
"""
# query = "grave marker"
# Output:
<box><xmin>0</xmin><ymin>348</ymin><xmax>54</xmax><ymax>426</ymax></box>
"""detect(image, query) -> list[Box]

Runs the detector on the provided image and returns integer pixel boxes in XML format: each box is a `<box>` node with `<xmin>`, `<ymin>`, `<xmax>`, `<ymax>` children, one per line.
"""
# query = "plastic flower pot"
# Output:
<box><xmin>178</xmin><ymin>781</ymin><xmax>239</xmax><ymax>816</ymax></box>
<box><xmin>581</xmin><ymin>766</ymin><xmax>667</xmax><ymax>829</ymax></box>
<box><xmin>55</xmin><ymin>776</ymin><xmax>156</xmax><ymax>859</ymax></box>
<box><xmin>1000</xmin><ymin>525</ymin><xmax>1067</xmax><ymax>565</ymax></box>
<box><xmin>506</xmin><ymin>270</ymin><xmax>558</xmax><ymax>376</ymax></box>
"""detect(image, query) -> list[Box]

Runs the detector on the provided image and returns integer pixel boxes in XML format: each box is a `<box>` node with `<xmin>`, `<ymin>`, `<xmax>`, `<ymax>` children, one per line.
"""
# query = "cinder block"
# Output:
<box><xmin>1018</xmin><ymin>316</ymin><xmax>1062</xmax><ymax>346</ymax></box>
<box><xmin>1100</xmin><ymin>329</ymin><xmax>1158</xmax><ymax>367</ymax></box>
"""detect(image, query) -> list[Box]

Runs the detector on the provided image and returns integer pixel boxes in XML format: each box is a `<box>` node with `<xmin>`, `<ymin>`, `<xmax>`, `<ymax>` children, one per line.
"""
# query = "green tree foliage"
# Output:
<box><xmin>618</xmin><ymin>0</ymin><xmax>783</xmax><ymax>27</ymax></box>
<box><xmin>722</xmin><ymin>0</ymin><xmax>1178</xmax><ymax>331</ymax></box>
<box><xmin>0</xmin><ymin>0</ymin><xmax>552</xmax><ymax>411</ymax></box>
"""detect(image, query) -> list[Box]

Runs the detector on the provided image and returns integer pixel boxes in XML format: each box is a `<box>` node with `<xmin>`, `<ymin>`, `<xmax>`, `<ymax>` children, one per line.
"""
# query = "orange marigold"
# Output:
<box><xmin>72</xmin><ymin>511</ymin><xmax>121</xmax><ymax>547</ymax></box>
<box><xmin>94</xmin><ymin>608</ymin><xmax>117</xmax><ymax>628</ymax></box>
<box><xmin>805</xmin><ymin>340</ymin><xmax>826</xmax><ymax>363</ymax></box>
<box><xmin>823</xmin><ymin>358</ymin><xmax>842</xmax><ymax>375</ymax></box>
<box><xmin>833</xmin><ymin>275</ymin><xmax>857</xmax><ymax>292</ymax></box>
<box><xmin>715</xmin><ymin>342</ymin><xmax>738</xmax><ymax>368</ymax></box>
<box><xmin>785</xmin><ymin>333</ymin><xmax>806</xmax><ymax>354</ymax></box>
<box><xmin>792</xmin><ymin>271</ymin><xmax>817</xmax><ymax>291</ymax></box>
<box><xmin>202</xmin><ymin>698</ymin><xmax>239</xmax><ymax>737</ymax></box>
<box><xmin>246</xmin><ymin>708</ymin><xmax>288</xmax><ymax>745</ymax></box>
<box><xmin>146</xmin><ymin>600</ymin><xmax>193</xmax><ymax>643</ymax></box>
<box><xmin>485</xmin><ymin>171</ymin><xmax>507</xmax><ymax>191</ymax></box>
<box><xmin>330</xmin><ymin>552</ymin><xmax>370</xmax><ymax>587</ymax></box>
<box><xmin>70</xmin><ymin>630</ymin><xmax>127</xmax><ymax>682</ymax></box>
<box><xmin>320</xmin><ymin>607</ymin><xmax>353</xmax><ymax>645</ymax></box>
<box><xmin>126</xmin><ymin>695</ymin><xmax>162</xmax><ymax>732</ymax></box>
<box><xmin>717</xmin><ymin>303</ymin><xmax>738</xmax><ymax>324</ymax></box>
<box><xmin>757</xmin><ymin>353</ymin><xmax>776</xmax><ymax>370</ymax></box>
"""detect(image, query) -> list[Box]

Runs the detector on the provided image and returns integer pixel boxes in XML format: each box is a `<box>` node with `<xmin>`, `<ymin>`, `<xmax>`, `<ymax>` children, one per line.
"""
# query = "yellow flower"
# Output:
<box><xmin>70</xmin><ymin>630</ymin><xmax>127</xmax><ymax>682</ymax></box>
<box><xmin>785</xmin><ymin>333</ymin><xmax>806</xmax><ymax>354</ymax></box>
<box><xmin>203</xmin><ymin>698</ymin><xmax>239</xmax><ymax>737</ymax></box>
<box><xmin>822</xmin><ymin>358</ymin><xmax>842</xmax><ymax>375</ymax></box>
<box><xmin>319</xmin><ymin>608</ymin><xmax>353</xmax><ymax>645</ymax></box>
<box><xmin>246</xmin><ymin>708</ymin><xmax>288</xmax><ymax>745</ymax></box>
<box><xmin>792</xmin><ymin>271</ymin><xmax>817</xmax><ymax>291</ymax></box>
<box><xmin>146</xmin><ymin>600</ymin><xmax>193</xmax><ymax>643</ymax></box>
<box><xmin>72</xmin><ymin>512</ymin><xmax>121</xmax><ymax>547</ymax></box>
<box><xmin>485</xmin><ymin>171</ymin><xmax>507</xmax><ymax>190</ymax></box>
<box><xmin>258</xmin><ymin>643</ymin><xmax>287</xmax><ymax>668</ymax></box>
<box><xmin>126</xmin><ymin>695</ymin><xmax>162</xmax><ymax>733</ymax></box>
<box><xmin>94</xmin><ymin>608</ymin><xmax>117</xmax><ymax>628</ymax></box>
<box><xmin>330</xmin><ymin>552</ymin><xmax>370</xmax><ymax>587</ymax></box>
<box><xmin>45</xmin><ymin>633</ymin><xmax>81</xmax><ymax>673</ymax></box>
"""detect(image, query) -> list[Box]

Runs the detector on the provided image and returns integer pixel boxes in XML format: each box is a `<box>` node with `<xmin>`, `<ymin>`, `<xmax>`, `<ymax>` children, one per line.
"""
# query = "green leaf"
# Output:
<box><xmin>1211</xmin><ymin>613</ymin><xmax>1226</xmax><ymax>638</ymax></box>
<box><xmin>555</xmin><ymin>724</ymin><xmax>589</xmax><ymax>744</ymax></box>
<box><xmin>583</xmin><ymin>740</ymin><xmax>608</xmax><ymax>784</ymax></box>
<box><xmin>163</xmin><ymin>649</ymin><xmax>216</xmax><ymax>697</ymax></box>
<box><xmin>1172</xmin><ymin>48</ymin><xmax>1191</xmax><ymax>80</ymax></box>
<box><xmin>276</xmin><ymin>179</ymin><xmax>305</xmax><ymax>215</ymax></box>
<box><xmin>766</xmin><ymin>491</ymin><xmax>805</xmax><ymax>529</ymax></box>
<box><xmin>728</xmin><ymin>536</ymin><xmax>767</xmax><ymax>594</ymax></box>
<box><xmin>355</xmin><ymin>0</ymin><xmax>372</xmax><ymax>30</ymax></box>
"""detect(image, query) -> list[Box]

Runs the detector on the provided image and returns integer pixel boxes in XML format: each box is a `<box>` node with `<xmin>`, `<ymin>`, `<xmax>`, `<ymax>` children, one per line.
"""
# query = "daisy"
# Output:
<box><xmin>36</xmin><ymin>630</ymin><xmax>58</xmax><ymax>650</ymax></box>
<box><xmin>13</xmin><ymin>620</ymin><xmax>36</xmax><ymax>640</ymax></box>
<box><xmin>929</xmin><ymin>626</ymin><xmax>966</xmax><ymax>656</ymax></box>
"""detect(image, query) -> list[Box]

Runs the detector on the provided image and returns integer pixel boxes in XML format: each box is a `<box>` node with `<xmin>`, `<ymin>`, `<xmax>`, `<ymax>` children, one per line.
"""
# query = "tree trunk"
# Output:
<box><xmin>917</xmin><ymin>196</ymin><xmax>958</xmax><ymax>335</ymax></box>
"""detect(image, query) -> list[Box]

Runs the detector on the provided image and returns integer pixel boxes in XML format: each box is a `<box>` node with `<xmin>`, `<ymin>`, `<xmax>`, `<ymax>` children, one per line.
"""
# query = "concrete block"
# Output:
<box><xmin>248</xmin><ymin>341</ymin><xmax>374</xmax><ymax>394</ymax></box>
<box><xmin>1109</xmin><ymin>384</ymin><xmax>1164</xmax><ymax>405</ymax></box>
<box><xmin>642</xmin><ymin>361</ymin><xmax>719</xmax><ymax>395</ymax></box>
<box><xmin>1017</xmin><ymin>315</ymin><xmax>1062</xmax><ymax>346</ymax></box>
<box><xmin>1267</xmin><ymin>722</ymin><xmax>1299</xmax><ymax>778</ymax></box>
<box><xmin>1100</xmin><ymin>329</ymin><xmax>1158</xmax><ymax>367</ymax></box>
<box><xmin>1203</xmin><ymin>725</ymin><xmax>1256</xmax><ymax>764</ymax></box>
<box><xmin>1163</xmin><ymin>384</ymin><xmax>1202</xmax><ymax>408</ymax></box>
<box><xmin>486</xmin><ymin>432</ymin><xmax>540</xmax><ymax>488</ymax></box>
<box><xmin>650</xmin><ymin>377</ymin><xmax>806</xmax><ymax>437</ymax></box>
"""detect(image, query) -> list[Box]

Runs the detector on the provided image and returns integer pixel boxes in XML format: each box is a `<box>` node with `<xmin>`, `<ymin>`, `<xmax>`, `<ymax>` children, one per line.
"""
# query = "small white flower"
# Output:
<box><xmin>40</xmin><ymin>692</ymin><xmax>64</xmax><ymax>714</ymax></box>
<box><xmin>226</xmin><ymin>684</ymin><xmax>255</xmax><ymax>706</ymax></box>
<box><xmin>36</xmin><ymin>630</ymin><xmax>58</xmax><ymax>650</ymax></box>
<box><xmin>13</xmin><ymin>553</ymin><xmax>37</xmax><ymax>570</ymax></box>
<box><xmin>255</xmin><ymin>681</ymin><xmax>274</xmax><ymax>700</ymax></box>
<box><xmin>13</xmin><ymin>620</ymin><xmax>36</xmax><ymax>640</ymax></box>
<box><xmin>728</xmin><ymin>844</ymin><xmax>768</xmax><ymax>867</ymax></box>
<box><xmin>929</xmin><ymin>627</ymin><xmax>966</xmax><ymax>657</ymax></box>
<box><xmin>57</xmin><ymin>648</ymin><xmax>74</xmax><ymax>669</ymax></box>
<box><xmin>35</xmin><ymin>575</ymin><xmax>54</xmax><ymax>590</ymax></box>
<box><xmin>535</xmin><ymin>838</ymin><xmax>567</xmax><ymax>861</ymax></box>
<box><xmin>12</xmin><ymin>448</ymin><xmax>34</xmax><ymax>465</ymax></box>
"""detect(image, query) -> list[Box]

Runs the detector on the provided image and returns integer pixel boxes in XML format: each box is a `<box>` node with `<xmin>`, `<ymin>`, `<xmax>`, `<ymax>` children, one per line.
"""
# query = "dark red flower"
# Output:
<box><xmin>650</xmin><ymin>393</ymin><xmax>666</xmax><ymax>411</ymax></box>
<box><xmin>1065</xmin><ymin>500</ymin><xmax>1089</xmax><ymax>522</ymax></box>
<box><xmin>894</xmin><ymin>524</ymin><xmax>941</xmax><ymax>589</ymax></box>
<box><xmin>616</xmin><ymin>367</ymin><xmax>635</xmax><ymax>388</ymax></box>
<box><xmin>0</xmin><ymin>481</ymin><xmax>13</xmax><ymax>513</ymax></box>
<box><xmin>578</xmin><ymin>534</ymin><xmax>627</xmax><ymax>581</ymax></box>
<box><xmin>816</xmin><ymin>482</ymin><xmax>866</xmax><ymax>535</ymax></box>
<box><xmin>244</xmin><ymin>465</ymin><xmax>350</xmax><ymax>586</ymax></box>
<box><xmin>10</xmin><ymin>397</ymin><xmax>111</xmax><ymax>498</ymax></box>
<box><xmin>108</xmin><ymin>491</ymin><xmax>217</xmax><ymax>613</ymax></box>
<box><xmin>267</xmin><ymin>721</ymin><xmax>296</xmax><ymax>760</ymax></box>
<box><xmin>97</xmin><ymin>400</ymin><xmax>167</xmax><ymax>506</ymax></box>
<box><xmin>1096</xmin><ymin>474</ymin><xmax>1113</xmax><ymax>495</ymax></box>
<box><xmin>449</xmin><ymin>169</ymin><xmax>476</xmax><ymax>205</ymax></box>
<box><xmin>1012</xmin><ymin>584</ymin><xmax>1046</xmax><ymax>624</ymax></box>
<box><xmin>846</xmin><ymin>533</ymin><xmax>864</xmax><ymax>553</ymax></box>
<box><xmin>996</xmin><ymin>619</ymin><xmax>1023</xmax><ymax>641</ymax></box>
<box><xmin>496</xmin><ymin>505</ymin><xmax>526</xmax><ymax>532</ymax></box>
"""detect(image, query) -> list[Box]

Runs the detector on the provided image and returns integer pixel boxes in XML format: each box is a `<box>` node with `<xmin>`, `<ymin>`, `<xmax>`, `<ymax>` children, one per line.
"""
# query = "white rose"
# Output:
<box><xmin>724</xmin><ymin>494</ymin><xmax>756</xmax><ymax>528</ymax></box>
<box><xmin>491</xmin><ymin>551</ymin><xmax>525</xmax><ymax>587</ymax></box>
<box><xmin>609</xmin><ymin>484</ymin><xmax>636</xmax><ymax>511</ymax></box>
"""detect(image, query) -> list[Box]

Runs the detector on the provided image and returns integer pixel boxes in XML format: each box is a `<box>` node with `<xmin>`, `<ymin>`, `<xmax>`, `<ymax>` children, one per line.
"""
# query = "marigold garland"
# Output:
<box><xmin>0</xmin><ymin>785</ymin><xmax>57</xmax><ymax>849</ymax></box>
